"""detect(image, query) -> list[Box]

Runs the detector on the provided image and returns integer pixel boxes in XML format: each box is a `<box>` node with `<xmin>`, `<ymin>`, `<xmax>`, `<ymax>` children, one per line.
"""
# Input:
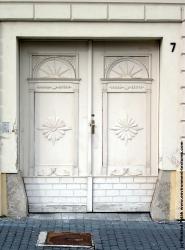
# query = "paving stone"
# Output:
<box><xmin>0</xmin><ymin>214</ymin><xmax>184</xmax><ymax>249</ymax></box>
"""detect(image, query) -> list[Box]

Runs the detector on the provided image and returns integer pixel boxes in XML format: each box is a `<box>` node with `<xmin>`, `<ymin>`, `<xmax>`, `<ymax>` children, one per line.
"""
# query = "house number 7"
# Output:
<box><xmin>170</xmin><ymin>43</ymin><xmax>176</xmax><ymax>52</ymax></box>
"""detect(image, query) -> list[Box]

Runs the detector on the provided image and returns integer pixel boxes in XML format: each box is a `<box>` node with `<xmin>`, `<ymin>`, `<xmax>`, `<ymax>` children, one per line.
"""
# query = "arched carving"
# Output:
<box><xmin>33</xmin><ymin>56</ymin><xmax>76</xmax><ymax>78</ymax></box>
<box><xmin>105</xmin><ymin>57</ymin><xmax>149</xmax><ymax>79</ymax></box>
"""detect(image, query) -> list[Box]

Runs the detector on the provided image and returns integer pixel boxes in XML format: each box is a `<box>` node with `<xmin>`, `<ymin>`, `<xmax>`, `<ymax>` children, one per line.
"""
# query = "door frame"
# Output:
<box><xmin>87</xmin><ymin>41</ymin><xmax>93</xmax><ymax>211</ymax></box>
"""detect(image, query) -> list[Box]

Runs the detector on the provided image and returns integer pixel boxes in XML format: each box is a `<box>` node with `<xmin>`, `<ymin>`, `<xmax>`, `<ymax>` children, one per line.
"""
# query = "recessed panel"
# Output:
<box><xmin>107</xmin><ymin>92</ymin><xmax>147</xmax><ymax>176</ymax></box>
<box><xmin>35</xmin><ymin>92</ymin><xmax>75</xmax><ymax>176</ymax></box>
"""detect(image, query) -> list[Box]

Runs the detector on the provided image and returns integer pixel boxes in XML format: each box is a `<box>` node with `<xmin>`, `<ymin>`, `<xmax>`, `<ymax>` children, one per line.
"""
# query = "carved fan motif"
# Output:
<box><xmin>40</xmin><ymin>116</ymin><xmax>71</xmax><ymax>145</ymax></box>
<box><xmin>106</xmin><ymin>58</ymin><xmax>149</xmax><ymax>78</ymax></box>
<box><xmin>33</xmin><ymin>57</ymin><xmax>76</xmax><ymax>78</ymax></box>
<box><xmin>111</xmin><ymin>115</ymin><xmax>143</xmax><ymax>144</ymax></box>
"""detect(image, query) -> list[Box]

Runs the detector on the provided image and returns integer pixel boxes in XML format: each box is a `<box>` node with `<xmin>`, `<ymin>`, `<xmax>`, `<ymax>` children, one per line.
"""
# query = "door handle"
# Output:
<box><xmin>90</xmin><ymin>114</ymin><xmax>95</xmax><ymax>135</ymax></box>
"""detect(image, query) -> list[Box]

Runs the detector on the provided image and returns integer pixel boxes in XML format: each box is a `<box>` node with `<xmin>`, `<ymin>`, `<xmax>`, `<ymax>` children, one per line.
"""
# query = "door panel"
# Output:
<box><xmin>20</xmin><ymin>41</ymin><xmax>90</xmax><ymax>212</ymax></box>
<box><xmin>107</xmin><ymin>92</ymin><xmax>147</xmax><ymax>176</ymax></box>
<box><xmin>92</xmin><ymin>41</ymin><xmax>159</xmax><ymax>212</ymax></box>
<box><xmin>35</xmin><ymin>92</ymin><xmax>75</xmax><ymax>177</ymax></box>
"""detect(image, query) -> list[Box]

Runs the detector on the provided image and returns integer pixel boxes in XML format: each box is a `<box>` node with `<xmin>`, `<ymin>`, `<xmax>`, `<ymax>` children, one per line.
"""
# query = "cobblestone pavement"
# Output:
<box><xmin>0</xmin><ymin>213</ymin><xmax>184</xmax><ymax>250</ymax></box>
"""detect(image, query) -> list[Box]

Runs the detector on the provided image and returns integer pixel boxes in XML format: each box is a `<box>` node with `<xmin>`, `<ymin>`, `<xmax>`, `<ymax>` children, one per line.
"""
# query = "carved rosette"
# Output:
<box><xmin>40</xmin><ymin>116</ymin><xmax>71</xmax><ymax>145</ymax></box>
<box><xmin>111</xmin><ymin>115</ymin><xmax>143</xmax><ymax>144</ymax></box>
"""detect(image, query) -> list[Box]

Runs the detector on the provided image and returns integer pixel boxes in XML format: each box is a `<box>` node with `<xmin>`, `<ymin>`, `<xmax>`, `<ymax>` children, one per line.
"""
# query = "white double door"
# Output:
<box><xmin>20</xmin><ymin>41</ymin><xmax>159</xmax><ymax>212</ymax></box>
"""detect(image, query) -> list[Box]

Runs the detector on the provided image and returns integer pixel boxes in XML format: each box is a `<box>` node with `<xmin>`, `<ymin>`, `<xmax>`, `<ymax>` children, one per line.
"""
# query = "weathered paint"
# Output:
<box><xmin>150</xmin><ymin>170</ymin><xmax>171</xmax><ymax>220</ymax></box>
<box><xmin>7</xmin><ymin>173</ymin><xmax>27</xmax><ymax>217</ymax></box>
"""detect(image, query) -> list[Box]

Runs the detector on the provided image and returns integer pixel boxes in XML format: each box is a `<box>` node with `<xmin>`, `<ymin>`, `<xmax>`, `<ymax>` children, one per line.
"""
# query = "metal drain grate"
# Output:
<box><xmin>37</xmin><ymin>231</ymin><xmax>95</xmax><ymax>249</ymax></box>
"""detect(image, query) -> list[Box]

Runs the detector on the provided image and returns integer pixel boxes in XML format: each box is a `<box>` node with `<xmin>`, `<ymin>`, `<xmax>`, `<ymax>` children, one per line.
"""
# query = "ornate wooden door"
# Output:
<box><xmin>20</xmin><ymin>41</ymin><xmax>159</xmax><ymax>212</ymax></box>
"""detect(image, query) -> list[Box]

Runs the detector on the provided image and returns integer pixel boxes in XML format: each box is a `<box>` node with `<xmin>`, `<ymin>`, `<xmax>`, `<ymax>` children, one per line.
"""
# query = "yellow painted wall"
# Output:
<box><xmin>0</xmin><ymin>174</ymin><xmax>7</xmax><ymax>216</ymax></box>
<box><xmin>0</xmin><ymin>173</ymin><xmax>1</xmax><ymax>216</ymax></box>
<box><xmin>170</xmin><ymin>171</ymin><xmax>176</xmax><ymax>220</ymax></box>
<box><xmin>171</xmin><ymin>171</ymin><xmax>185</xmax><ymax>220</ymax></box>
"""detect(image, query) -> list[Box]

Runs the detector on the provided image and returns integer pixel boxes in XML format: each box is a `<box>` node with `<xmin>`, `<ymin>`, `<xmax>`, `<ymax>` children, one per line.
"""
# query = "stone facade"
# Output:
<box><xmin>0</xmin><ymin>0</ymin><xmax>184</xmax><ymax>220</ymax></box>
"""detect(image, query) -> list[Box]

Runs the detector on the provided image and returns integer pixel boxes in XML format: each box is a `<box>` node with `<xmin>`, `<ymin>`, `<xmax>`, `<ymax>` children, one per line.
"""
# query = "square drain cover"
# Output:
<box><xmin>37</xmin><ymin>231</ymin><xmax>95</xmax><ymax>249</ymax></box>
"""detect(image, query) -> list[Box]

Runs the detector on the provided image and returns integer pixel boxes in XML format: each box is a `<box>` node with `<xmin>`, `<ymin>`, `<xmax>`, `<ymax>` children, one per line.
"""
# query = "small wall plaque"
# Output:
<box><xmin>0</xmin><ymin>122</ymin><xmax>11</xmax><ymax>133</ymax></box>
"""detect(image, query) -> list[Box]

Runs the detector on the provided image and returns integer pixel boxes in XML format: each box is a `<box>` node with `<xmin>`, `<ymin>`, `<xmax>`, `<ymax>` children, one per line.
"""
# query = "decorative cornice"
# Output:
<box><xmin>0</xmin><ymin>2</ymin><xmax>182</xmax><ymax>22</ymax></box>
<box><xmin>1</xmin><ymin>1</ymin><xmax>185</xmax><ymax>4</ymax></box>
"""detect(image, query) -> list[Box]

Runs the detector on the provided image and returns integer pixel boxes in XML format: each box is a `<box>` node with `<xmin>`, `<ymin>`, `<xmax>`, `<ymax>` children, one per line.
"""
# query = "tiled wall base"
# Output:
<box><xmin>24</xmin><ymin>176</ymin><xmax>157</xmax><ymax>213</ymax></box>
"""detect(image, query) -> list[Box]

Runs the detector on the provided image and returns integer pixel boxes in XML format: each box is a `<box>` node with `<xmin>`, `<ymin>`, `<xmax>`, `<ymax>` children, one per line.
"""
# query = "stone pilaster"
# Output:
<box><xmin>151</xmin><ymin>170</ymin><xmax>171</xmax><ymax>221</ymax></box>
<box><xmin>7</xmin><ymin>172</ymin><xmax>28</xmax><ymax>218</ymax></box>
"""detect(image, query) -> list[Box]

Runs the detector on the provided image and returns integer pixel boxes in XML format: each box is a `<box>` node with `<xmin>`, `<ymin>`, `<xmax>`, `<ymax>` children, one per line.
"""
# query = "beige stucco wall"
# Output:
<box><xmin>0</xmin><ymin>21</ymin><xmax>181</xmax><ymax>174</ymax></box>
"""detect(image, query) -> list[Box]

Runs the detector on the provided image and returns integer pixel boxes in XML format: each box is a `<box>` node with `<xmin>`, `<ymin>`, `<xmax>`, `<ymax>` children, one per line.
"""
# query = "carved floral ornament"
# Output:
<box><xmin>37</xmin><ymin>167</ymin><xmax>71</xmax><ymax>177</ymax></box>
<box><xmin>32</xmin><ymin>56</ymin><xmax>76</xmax><ymax>79</ymax></box>
<box><xmin>110</xmin><ymin>167</ymin><xmax>143</xmax><ymax>176</ymax></box>
<box><xmin>105</xmin><ymin>57</ymin><xmax>149</xmax><ymax>79</ymax></box>
<box><xmin>111</xmin><ymin>114</ymin><xmax>143</xmax><ymax>144</ymax></box>
<box><xmin>39</xmin><ymin>116</ymin><xmax>71</xmax><ymax>145</ymax></box>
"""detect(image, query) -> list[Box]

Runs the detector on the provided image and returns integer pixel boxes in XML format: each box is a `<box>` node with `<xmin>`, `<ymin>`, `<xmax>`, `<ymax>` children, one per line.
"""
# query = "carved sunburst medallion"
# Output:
<box><xmin>34</xmin><ymin>57</ymin><xmax>76</xmax><ymax>78</ymax></box>
<box><xmin>40</xmin><ymin>116</ymin><xmax>71</xmax><ymax>145</ymax></box>
<box><xmin>111</xmin><ymin>115</ymin><xmax>143</xmax><ymax>144</ymax></box>
<box><xmin>106</xmin><ymin>58</ymin><xmax>149</xmax><ymax>79</ymax></box>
